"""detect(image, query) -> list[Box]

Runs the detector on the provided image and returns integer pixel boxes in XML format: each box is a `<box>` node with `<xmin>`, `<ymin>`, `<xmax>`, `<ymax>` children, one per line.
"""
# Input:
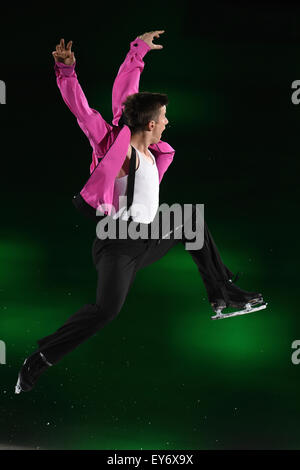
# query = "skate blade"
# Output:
<box><xmin>15</xmin><ymin>377</ymin><xmax>22</xmax><ymax>394</ymax></box>
<box><xmin>211</xmin><ymin>302</ymin><xmax>268</xmax><ymax>320</ymax></box>
<box><xmin>15</xmin><ymin>358</ymin><xmax>27</xmax><ymax>394</ymax></box>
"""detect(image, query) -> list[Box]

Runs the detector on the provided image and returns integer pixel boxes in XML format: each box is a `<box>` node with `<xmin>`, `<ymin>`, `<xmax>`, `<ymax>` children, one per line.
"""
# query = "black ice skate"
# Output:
<box><xmin>210</xmin><ymin>280</ymin><xmax>267</xmax><ymax>320</ymax></box>
<box><xmin>15</xmin><ymin>352</ymin><xmax>52</xmax><ymax>394</ymax></box>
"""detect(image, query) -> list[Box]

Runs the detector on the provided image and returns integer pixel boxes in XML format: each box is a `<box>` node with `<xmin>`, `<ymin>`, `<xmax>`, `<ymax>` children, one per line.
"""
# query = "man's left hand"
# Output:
<box><xmin>137</xmin><ymin>30</ymin><xmax>165</xmax><ymax>50</ymax></box>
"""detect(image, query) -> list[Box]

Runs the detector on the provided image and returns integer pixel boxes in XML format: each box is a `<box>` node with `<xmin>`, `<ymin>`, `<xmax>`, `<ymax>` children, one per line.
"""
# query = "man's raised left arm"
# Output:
<box><xmin>111</xmin><ymin>31</ymin><xmax>165</xmax><ymax>126</ymax></box>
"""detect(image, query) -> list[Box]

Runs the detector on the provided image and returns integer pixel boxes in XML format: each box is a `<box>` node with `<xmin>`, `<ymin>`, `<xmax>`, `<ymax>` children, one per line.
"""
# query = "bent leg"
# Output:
<box><xmin>138</xmin><ymin>206</ymin><xmax>234</xmax><ymax>287</ymax></box>
<box><xmin>182</xmin><ymin>205</ymin><xmax>235</xmax><ymax>301</ymax></box>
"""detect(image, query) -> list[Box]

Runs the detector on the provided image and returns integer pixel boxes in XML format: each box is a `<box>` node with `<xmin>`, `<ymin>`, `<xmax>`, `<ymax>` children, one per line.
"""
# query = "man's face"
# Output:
<box><xmin>151</xmin><ymin>105</ymin><xmax>169</xmax><ymax>142</ymax></box>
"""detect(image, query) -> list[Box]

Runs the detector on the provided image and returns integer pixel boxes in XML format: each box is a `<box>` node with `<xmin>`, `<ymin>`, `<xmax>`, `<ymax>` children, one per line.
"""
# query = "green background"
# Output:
<box><xmin>0</xmin><ymin>1</ymin><xmax>299</xmax><ymax>450</ymax></box>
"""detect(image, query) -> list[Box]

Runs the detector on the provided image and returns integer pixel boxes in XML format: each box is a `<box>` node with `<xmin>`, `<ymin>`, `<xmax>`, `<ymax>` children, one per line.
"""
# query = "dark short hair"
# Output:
<box><xmin>121</xmin><ymin>92</ymin><xmax>168</xmax><ymax>133</ymax></box>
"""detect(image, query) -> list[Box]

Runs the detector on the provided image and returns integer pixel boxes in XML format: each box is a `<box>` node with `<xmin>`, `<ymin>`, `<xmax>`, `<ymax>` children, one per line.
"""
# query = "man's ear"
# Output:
<box><xmin>148</xmin><ymin>120</ymin><xmax>155</xmax><ymax>131</ymax></box>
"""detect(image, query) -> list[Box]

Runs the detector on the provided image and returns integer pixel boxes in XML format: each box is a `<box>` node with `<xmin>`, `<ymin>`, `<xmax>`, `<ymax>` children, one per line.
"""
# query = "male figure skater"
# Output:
<box><xmin>15</xmin><ymin>31</ymin><xmax>266</xmax><ymax>394</ymax></box>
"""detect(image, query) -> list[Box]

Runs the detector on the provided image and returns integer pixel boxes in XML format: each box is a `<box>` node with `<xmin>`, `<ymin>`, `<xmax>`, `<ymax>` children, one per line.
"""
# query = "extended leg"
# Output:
<box><xmin>36</xmin><ymin>244</ymin><xmax>140</xmax><ymax>365</ymax></box>
<box><xmin>15</xmin><ymin>239</ymin><xmax>144</xmax><ymax>394</ymax></box>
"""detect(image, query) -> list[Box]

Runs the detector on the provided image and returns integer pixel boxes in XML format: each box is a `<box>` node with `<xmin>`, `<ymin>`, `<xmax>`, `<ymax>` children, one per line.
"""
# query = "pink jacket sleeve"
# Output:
<box><xmin>54</xmin><ymin>61</ymin><xmax>113</xmax><ymax>154</ymax></box>
<box><xmin>111</xmin><ymin>37</ymin><xmax>175</xmax><ymax>183</ymax></box>
<box><xmin>111</xmin><ymin>37</ymin><xmax>151</xmax><ymax>125</ymax></box>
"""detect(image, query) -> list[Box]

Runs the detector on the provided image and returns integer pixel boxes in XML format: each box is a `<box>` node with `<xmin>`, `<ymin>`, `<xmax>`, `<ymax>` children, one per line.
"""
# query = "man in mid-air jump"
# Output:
<box><xmin>15</xmin><ymin>30</ymin><xmax>267</xmax><ymax>394</ymax></box>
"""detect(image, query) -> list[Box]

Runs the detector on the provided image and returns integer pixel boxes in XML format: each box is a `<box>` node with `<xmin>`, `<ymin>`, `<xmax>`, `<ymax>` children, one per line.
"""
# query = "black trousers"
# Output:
<box><xmin>36</xmin><ymin>205</ymin><xmax>234</xmax><ymax>365</ymax></box>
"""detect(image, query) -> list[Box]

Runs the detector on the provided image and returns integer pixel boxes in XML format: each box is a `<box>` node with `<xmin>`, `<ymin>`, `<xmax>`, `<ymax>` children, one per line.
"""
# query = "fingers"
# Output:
<box><xmin>54</xmin><ymin>38</ymin><xmax>73</xmax><ymax>59</ymax></box>
<box><xmin>52</xmin><ymin>50</ymin><xmax>75</xmax><ymax>64</ymax></box>
<box><xmin>140</xmin><ymin>30</ymin><xmax>165</xmax><ymax>40</ymax></box>
<box><xmin>153</xmin><ymin>30</ymin><xmax>165</xmax><ymax>37</ymax></box>
<box><xmin>151</xmin><ymin>30</ymin><xmax>164</xmax><ymax>50</ymax></box>
<box><xmin>56</xmin><ymin>39</ymin><xmax>64</xmax><ymax>54</ymax></box>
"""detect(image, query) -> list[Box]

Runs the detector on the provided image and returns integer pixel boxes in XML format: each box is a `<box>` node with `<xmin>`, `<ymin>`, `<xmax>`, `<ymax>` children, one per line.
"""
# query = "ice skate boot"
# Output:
<box><xmin>15</xmin><ymin>352</ymin><xmax>52</xmax><ymax>394</ymax></box>
<box><xmin>210</xmin><ymin>280</ymin><xmax>267</xmax><ymax>320</ymax></box>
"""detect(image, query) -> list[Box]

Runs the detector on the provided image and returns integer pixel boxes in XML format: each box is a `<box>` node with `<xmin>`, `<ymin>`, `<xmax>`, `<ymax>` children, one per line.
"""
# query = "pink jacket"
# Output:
<box><xmin>54</xmin><ymin>37</ymin><xmax>175</xmax><ymax>217</ymax></box>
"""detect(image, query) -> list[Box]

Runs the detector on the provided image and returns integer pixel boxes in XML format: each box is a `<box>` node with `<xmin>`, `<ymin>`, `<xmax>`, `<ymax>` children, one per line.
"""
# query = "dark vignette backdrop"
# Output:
<box><xmin>0</xmin><ymin>0</ymin><xmax>299</xmax><ymax>450</ymax></box>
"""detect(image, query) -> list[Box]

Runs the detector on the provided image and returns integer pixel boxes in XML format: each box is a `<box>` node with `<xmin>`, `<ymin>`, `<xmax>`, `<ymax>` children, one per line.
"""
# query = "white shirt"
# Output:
<box><xmin>112</xmin><ymin>146</ymin><xmax>159</xmax><ymax>224</ymax></box>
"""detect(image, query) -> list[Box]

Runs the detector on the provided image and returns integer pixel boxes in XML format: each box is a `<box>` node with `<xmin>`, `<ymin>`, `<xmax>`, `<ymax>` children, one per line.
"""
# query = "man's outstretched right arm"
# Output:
<box><xmin>53</xmin><ymin>39</ymin><xmax>113</xmax><ymax>155</ymax></box>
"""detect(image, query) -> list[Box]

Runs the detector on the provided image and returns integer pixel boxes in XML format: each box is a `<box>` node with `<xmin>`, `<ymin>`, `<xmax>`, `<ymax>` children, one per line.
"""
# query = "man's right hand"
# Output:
<box><xmin>52</xmin><ymin>38</ymin><xmax>75</xmax><ymax>65</ymax></box>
